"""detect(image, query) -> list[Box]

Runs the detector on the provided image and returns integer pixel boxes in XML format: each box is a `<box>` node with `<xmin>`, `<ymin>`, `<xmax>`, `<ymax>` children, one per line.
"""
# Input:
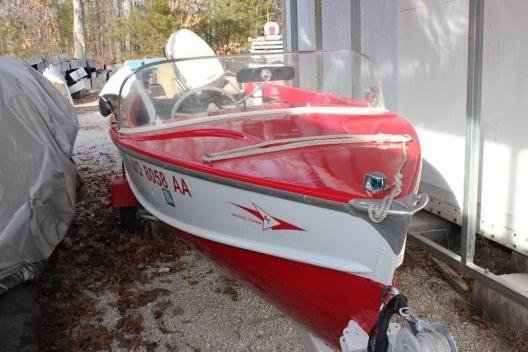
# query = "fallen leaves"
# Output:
<box><xmin>118</xmin><ymin>288</ymin><xmax>170</xmax><ymax>310</ymax></box>
<box><xmin>152</xmin><ymin>299</ymin><xmax>172</xmax><ymax>319</ymax></box>
<box><xmin>69</xmin><ymin>323</ymin><xmax>113</xmax><ymax>350</ymax></box>
<box><xmin>117</xmin><ymin>334</ymin><xmax>143</xmax><ymax>351</ymax></box>
<box><xmin>216</xmin><ymin>274</ymin><xmax>239</xmax><ymax>301</ymax></box>
<box><xmin>172</xmin><ymin>305</ymin><xmax>185</xmax><ymax>316</ymax></box>
<box><xmin>117</xmin><ymin>314</ymin><xmax>143</xmax><ymax>335</ymax></box>
<box><xmin>471</xmin><ymin>309</ymin><xmax>491</xmax><ymax>329</ymax></box>
<box><xmin>39</xmin><ymin>140</ymin><xmax>190</xmax><ymax>351</ymax></box>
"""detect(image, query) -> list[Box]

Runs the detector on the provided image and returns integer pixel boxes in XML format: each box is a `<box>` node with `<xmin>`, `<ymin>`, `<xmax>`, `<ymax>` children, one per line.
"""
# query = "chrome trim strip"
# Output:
<box><xmin>115</xmin><ymin>141</ymin><xmax>424</xmax><ymax>254</ymax></box>
<box><xmin>114</xmin><ymin>142</ymin><xmax>423</xmax><ymax>218</ymax></box>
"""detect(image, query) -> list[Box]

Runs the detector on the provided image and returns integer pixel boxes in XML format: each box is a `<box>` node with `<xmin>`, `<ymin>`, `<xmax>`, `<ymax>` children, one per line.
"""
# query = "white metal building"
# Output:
<box><xmin>283</xmin><ymin>0</ymin><xmax>528</xmax><ymax>317</ymax></box>
<box><xmin>284</xmin><ymin>0</ymin><xmax>527</xmax><ymax>256</ymax></box>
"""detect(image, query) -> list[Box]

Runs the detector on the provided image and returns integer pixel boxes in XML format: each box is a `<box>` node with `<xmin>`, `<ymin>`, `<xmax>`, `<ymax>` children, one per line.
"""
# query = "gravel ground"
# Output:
<box><xmin>39</xmin><ymin>104</ymin><xmax>527</xmax><ymax>351</ymax></box>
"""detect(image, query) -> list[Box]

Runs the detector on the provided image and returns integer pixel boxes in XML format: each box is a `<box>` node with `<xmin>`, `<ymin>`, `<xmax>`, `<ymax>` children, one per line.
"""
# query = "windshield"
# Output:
<box><xmin>117</xmin><ymin>51</ymin><xmax>385</xmax><ymax>130</ymax></box>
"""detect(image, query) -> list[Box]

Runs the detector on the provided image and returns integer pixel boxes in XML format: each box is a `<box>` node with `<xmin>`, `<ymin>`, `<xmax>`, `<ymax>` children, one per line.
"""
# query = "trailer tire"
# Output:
<box><xmin>118</xmin><ymin>206</ymin><xmax>137</xmax><ymax>233</ymax></box>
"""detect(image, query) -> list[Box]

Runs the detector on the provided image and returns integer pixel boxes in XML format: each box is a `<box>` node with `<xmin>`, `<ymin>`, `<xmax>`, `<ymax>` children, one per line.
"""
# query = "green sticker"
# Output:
<box><xmin>162</xmin><ymin>188</ymin><xmax>175</xmax><ymax>207</ymax></box>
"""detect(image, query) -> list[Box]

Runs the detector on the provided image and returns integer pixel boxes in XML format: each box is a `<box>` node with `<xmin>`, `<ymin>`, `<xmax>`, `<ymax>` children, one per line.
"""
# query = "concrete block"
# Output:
<box><xmin>50</xmin><ymin>53</ymin><xmax>68</xmax><ymax>65</ymax></box>
<box><xmin>68</xmin><ymin>78</ymin><xmax>91</xmax><ymax>94</ymax></box>
<box><xmin>86</xmin><ymin>58</ymin><xmax>96</xmax><ymax>69</ymax></box>
<box><xmin>71</xmin><ymin>58</ymin><xmax>96</xmax><ymax>70</ymax></box>
<box><xmin>52</xmin><ymin>63</ymin><xmax>63</xmax><ymax>73</ymax></box>
<box><xmin>472</xmin><ymin>273</ymin><xmax>528</xmax><ymax>342</ymax></box>
<box><xmin>35</xmin><ymin>62</ymin><xmax>47</xmax><ymax>72</ymax></box>
<box><xmin>91</xmin><ymin>77</ymin><xmax>106</xmax><ymax>90</ymax></box>
<box><xmin>26</xmin><ymin>55</ymin><xmax>44</xmax><ymax>66</ymax></box>
<box><xmin>69</xmin><ymin>59</ymin><xmax>81</xmax><ymax>70</ymax></box>
<box><xmin>53</xmin><ymin>62</ymin><xmax>70</xmax><ymax>73</ymax></box>
<box><xmin>71</xmin><ymin>58</ymin><xmax>87</xmax><ymax>69</ymax></box>
<box><xmin>69</xmin><ymin>67</ymin><xmax>87</xmax><ymax>82</ymax></box>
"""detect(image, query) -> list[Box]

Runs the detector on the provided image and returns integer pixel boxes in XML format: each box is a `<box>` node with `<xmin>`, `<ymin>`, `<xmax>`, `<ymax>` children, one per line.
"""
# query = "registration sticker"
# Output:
<box><xmin>162</xmin><ymin>189</ymin><xmax>175</xmax><ymax>207</ymax></box>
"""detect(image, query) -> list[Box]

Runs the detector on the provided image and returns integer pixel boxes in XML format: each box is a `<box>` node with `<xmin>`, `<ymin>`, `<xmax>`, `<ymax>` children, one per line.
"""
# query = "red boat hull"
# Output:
<box><xmin>174</xmin><ymin>228</ymin><xmax>385</xmax><ymax>348</ymax></box>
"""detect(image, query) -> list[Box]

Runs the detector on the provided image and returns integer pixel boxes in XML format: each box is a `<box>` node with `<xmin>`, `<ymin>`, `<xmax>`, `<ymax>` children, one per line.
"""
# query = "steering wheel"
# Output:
<box><xmin>171</xmin><ymin>86</ymin><xmax>238</xmax><ymax>117</ymax></box>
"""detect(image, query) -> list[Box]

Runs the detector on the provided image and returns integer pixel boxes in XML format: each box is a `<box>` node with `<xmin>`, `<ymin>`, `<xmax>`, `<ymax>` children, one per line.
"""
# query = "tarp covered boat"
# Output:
<box><xmin>0</xmin><ymin>57</ymin><xmax>78</xmax><ymax>292</ymax></box>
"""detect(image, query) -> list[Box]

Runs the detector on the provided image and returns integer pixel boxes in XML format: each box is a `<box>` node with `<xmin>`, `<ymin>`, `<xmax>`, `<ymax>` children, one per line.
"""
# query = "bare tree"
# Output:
<box><xmin>123</xmin><ymin>0</ymin><xmax>131</xmax><ymax>55</ymax></box>
<box><xmin>113</xmin><ymin>0</ymin><xmax>122</xmax><ymax>62</ymax></box>
<box><xmin>73</xmin><ymin>0</ymin><xmax>86</xmax><ymax>58</ymax></box>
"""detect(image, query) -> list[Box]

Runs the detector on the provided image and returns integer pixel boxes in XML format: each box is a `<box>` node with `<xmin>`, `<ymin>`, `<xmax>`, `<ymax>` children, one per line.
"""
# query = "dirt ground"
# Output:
<box><xmin>39</xmin><ymin>105</ymin><xmax>528</xmax><ymax>351</ymax></box>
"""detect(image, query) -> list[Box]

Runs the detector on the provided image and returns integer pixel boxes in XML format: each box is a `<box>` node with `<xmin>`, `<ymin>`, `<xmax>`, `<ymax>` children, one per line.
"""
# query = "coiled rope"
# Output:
<box><xmin>203</xmin><ymin>133</ymin><xmax>411</xmax><ymax>223</ymax></box>
<box><xmin>367</xmin><ymin>138</ymin><xmax>408</xmax><ymax>223</ymax></box>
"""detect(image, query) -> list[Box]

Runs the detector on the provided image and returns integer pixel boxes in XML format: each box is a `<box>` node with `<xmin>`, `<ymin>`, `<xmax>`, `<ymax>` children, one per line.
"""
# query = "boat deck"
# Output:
<box><xmin>113</xmin><ymin>111</ymin><xmax>421</xmax><ymax>203</ymax></box>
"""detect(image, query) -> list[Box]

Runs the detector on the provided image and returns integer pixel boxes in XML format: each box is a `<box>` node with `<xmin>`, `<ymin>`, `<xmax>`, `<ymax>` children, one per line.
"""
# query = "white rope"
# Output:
<box><xmin>367</xmin><ymin>139</ymin><xmax>408</xmax><ymax>223</ymax></box>
<box><xmin>203</xmin><ymin>134</ymin><xmax>411</xmax><ymax>162</ymax></box>
<box><xmin>202</xmin><ymin>133</ymin><xmax>411</xmax><ymax>224</ymax></box>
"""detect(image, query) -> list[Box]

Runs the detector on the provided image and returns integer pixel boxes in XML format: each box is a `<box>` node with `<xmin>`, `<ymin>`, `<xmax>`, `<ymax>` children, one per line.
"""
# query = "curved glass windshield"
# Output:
<box><xmin>118</xmin><ymin>51</ymin><xmax>385</xmax><ymax>130</ymax></box>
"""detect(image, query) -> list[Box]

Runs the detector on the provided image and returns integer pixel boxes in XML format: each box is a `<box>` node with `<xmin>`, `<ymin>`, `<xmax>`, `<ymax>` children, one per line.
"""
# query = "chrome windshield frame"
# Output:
<box><xmin>116</xmin><ymin>50</ymin><xmax>385</xmax><ymax>130</ymax></box>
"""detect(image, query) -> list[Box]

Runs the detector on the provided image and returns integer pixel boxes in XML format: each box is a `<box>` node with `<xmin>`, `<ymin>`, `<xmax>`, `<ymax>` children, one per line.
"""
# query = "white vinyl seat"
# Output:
<box><xmin>163</xmin><ymin>29</ymin><xmax>225</xmax><ymax>91</ymax></box>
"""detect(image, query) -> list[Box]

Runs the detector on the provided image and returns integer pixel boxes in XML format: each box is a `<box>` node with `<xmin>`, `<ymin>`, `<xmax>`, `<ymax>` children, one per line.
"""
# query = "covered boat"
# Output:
<box><xmin>103</xmin><ymin>30</ymin><xmax>456</xmax><ymax>351</ymax></box>
<box><xmin>0</xmin><ymin>57</ymin><xmax>78</xmax><ymax>292</ymax></box>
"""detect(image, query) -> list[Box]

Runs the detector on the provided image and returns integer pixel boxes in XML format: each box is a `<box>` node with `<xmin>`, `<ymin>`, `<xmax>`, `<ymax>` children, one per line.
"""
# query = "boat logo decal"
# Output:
<box><xmin>230</xmin><ymin>202</ymin><xmax>305</xmax><ymax>231</ymax></box>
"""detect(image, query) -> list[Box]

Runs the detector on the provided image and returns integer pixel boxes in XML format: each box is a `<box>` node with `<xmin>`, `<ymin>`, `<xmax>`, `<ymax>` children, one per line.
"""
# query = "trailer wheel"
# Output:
<box><xmin>118</xmin><ymin>206</ymin><xmax>137</xmax><ymax>233</ymax></box>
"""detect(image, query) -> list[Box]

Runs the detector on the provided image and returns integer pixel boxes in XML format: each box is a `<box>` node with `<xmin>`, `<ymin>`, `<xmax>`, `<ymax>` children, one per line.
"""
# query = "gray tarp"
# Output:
<box><xmin>0</xmin><ymin>57</ymin><xmax>78</xmax><ymax>283</ymax></box>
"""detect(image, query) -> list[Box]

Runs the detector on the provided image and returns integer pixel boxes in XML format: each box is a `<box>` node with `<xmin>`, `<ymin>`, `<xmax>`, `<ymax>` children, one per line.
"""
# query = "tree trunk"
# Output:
<box><xmin>123</xmin><ymin>0</ymin><xmax>131</xmax><ymax>55</ymax></box>
<box><xmin>73</xmin><ymin>0</ymin><xmax>86</xmax><ymax>58</ymax></box>
<box><xmin>95</xmin><ymin>0</ymin><xmax>103</xmax><ymax>63</ymax></box>
<box><xmin>113</xmin><ymin>0</ymin><xmax>122</xmax><ymax>62</ymax></box>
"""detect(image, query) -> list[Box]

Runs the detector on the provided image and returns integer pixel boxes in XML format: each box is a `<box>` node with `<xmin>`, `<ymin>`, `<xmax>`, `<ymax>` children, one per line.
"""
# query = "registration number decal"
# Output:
<box><xmin>130</xmin><ymin>158</ymin><xmax>192</xmax><ymax>198</ymax></box>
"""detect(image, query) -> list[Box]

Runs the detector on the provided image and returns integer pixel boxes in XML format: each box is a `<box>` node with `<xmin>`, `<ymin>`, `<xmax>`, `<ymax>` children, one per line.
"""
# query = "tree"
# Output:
<box><xmin>0</xmin><ymin>0</ymin><xmax>60</xmax><ymax>58</ymax></box>
<box><xmin>73</xmin><ymin>0</ymin><xmax>86</xmax><ymax>58</ymax></box>
<box><xmin>0</xmin><ymin>0</ymin><xmax>281</xmax><ymax>62</ymax></box>
<box><xmin>54</xmin><ymin>0</ymin><xmax>73</xmax><ymax>51</ymax></box>
<box><xmin>193</xmin><ymin>0</ymin><xmax>276</xmax><ymax>54</ymax></box>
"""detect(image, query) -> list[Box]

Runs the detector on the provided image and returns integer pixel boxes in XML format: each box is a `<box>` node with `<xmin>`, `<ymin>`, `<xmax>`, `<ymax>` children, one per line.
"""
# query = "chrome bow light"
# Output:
<box><xmin>364</xmin><ymin>172</ymin><xmax>386</xmax><ymax>193</ymax></box>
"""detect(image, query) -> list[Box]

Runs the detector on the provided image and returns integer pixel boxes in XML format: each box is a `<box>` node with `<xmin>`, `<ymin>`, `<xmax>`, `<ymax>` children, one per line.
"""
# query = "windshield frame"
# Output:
<box><xmin>116</xmin><ymin>50</ymin><xmax>386</xmax><ymax>132</ymax></box>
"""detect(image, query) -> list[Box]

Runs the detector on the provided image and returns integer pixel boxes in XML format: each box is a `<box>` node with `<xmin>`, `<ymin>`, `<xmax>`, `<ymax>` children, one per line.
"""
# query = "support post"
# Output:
<box><xmin>314</xmin><ymin>0</ymin><xmax>323</xmax><ymax>89</ymax></box>
<box><xmin>351</xmin><ymin>0</ymin><xmax>361</xmax><ymax>54</ymax></box>
<box><xmin>289</xmin><ymin>0</ymin><xmax>298</xmax><ymax>51</ymax></box>
<box><xmin>461</xmin><ymin>0</ymin><xmax>484</xmax><ymax>265</ymax></box>
<box><xmin>350</xmin><ymin>0</ymin><xmax>362</xmax><ymax>98</ymax></box>
<box><xmin>314</xmin><ymin>0</ymin><xmax>323</xmax><ymax>51</ymax></box>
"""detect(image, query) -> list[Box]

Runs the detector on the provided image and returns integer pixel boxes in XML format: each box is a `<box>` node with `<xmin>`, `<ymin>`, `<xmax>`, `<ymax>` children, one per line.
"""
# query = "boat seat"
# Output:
<box><xmin>155</xmin><ymin>63</ymin><xmax>182</xmax><ymax>99</ymax></box>
<box><xmin>164</xmin><ymin>29</ymin><xmax>226</xmax><ymax>91</ymax></box>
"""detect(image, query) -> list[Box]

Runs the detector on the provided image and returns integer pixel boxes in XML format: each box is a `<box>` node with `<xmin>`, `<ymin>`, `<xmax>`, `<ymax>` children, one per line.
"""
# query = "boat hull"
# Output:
<box><xmin>174</xmin><ymin>228</ymin><xmax>385</xmax><ymax>347</ymax></box>
<box><xmin>115</xmin><ymin>145</ymin><xmax>413</xmax><ymax>346</ymax></box>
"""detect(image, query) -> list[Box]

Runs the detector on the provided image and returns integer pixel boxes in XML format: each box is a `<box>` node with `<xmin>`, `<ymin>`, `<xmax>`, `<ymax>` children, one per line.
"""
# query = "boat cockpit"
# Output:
<box><xmin>102</xmin><ymin>29</ymin><xmax>386</xmax><ymax>134</ymax></box>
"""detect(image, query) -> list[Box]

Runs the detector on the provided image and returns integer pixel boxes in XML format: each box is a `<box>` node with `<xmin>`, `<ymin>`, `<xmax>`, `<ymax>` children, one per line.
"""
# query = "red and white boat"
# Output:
<box><xmin>103</xmin><ymin>30</ymin><xmax>456</xmax><ymax>352</ymax></box>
